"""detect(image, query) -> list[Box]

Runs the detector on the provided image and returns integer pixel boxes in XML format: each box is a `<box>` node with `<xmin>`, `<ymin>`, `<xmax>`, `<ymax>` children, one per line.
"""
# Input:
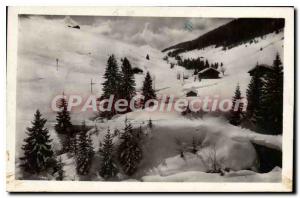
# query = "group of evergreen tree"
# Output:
<box><xmin>20</xmin><ymin>94</ymin><xmax>77</xmax><ymax>179</ymax></box>
<box><xmin>75</xmin><ymin>121</ymin><xmax>95</xmax><ymax>175</ymax></box>
<box><xmin>20</xmin><ymin>110</ymin><xmax>55</xmax><ymax>176</ymax></box>
<box><xmin>229</xmin><ymin>53</ymin><xmax>283</xmax><ymax>135</ymax></box>
<box><xmin>246</xmin><ymin>53</ymin><xmax>283</xmax><ymax>135</ymax></box>
<box><xmin>20</xmin><ymin>110</ymin><xmax>146</xmax><ymax>180</ymax></box>
<box><xmin>175</xmin><ymin>56</ymin><xmax>223</xmax><ymax>74</ymax></box>
<box><xmin>19</xmin><ymin>110</ymin><xmax>65</xmax><ymax>179</ymax></box>
<box><xmin>98</xmin><ymin>119</ymin><xmax>143</xmax><ymax>180</ymax></box>
<box><xmin>117</xmin><ymin>119</ymin><xmax>143</xmax><ymax>175</ymax></box>
<box><xmin>100</xmin><ymin>55</ymin><xmax>157</xmax><ymax>117</ymax></box>
<box><xmin>100</xmin><ymin>55</ymin><xmax>136</xmax><ymax>118</ymax></box>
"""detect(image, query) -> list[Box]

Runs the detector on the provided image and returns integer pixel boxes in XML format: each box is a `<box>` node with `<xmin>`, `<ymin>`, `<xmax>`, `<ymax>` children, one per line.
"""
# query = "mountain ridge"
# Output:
<box><xmin>162</xmin><ymin>18</ymin><xmax>284</xmax><ymax>55</ymax></box>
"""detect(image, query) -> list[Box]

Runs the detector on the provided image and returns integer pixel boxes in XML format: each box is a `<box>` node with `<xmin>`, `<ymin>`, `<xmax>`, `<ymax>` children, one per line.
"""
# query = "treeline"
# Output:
<box><xmin>163</xmin><ymin>18</ymin><xmax>285</xmax><ymax>56</ymax></box>
<box><xmin>165</xmin><ymin>54</ymin><xmax>223</xmax><ymax>74</ymax></box>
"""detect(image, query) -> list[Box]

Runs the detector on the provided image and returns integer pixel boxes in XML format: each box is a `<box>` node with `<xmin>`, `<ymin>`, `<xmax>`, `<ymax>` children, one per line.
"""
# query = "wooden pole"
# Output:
<box><xmin>56</xmin><ymin>58</ymin><xmax>59</xmax><ymax>71</ymax></box>
<box><xmin>90</xmin><ymin>79</ymin><xmax>96</xmax><ymax>94</ymax></box>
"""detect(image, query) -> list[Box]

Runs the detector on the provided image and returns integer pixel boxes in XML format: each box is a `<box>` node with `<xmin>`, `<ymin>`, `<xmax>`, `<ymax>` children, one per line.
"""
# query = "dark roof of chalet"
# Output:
<box><xmin>185</xmin><ymin>87</ymin><xmax>198</xmax><ymax>95</ymax></box>
<box><xmin>198</xmin><ymin>67</ymin><xmax>220</xmax><ymax>74</ymax></box>
<box><xmin>248</xmin><ymin>64</ymin><xmax>273</xmax><ymax>74</ymax></box>
<box><xmin>186</xmin><ymin>90</ymin><xmax>197</xmax><ymax>94</ymax></box>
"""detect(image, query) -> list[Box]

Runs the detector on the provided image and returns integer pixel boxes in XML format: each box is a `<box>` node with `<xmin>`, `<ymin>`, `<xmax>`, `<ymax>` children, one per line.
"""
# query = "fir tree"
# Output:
<box><xmin>120</xmin><ymin>57</ymin><xmax>136</xmax><ymax>112</ymax></box>
<box><xmin>142</xmin><ymin>72</ymin><xmax>156</xmax><ymax>108</ymax></box>
<box><xmin>56</xmin><ymin>157</ymin><xmax>64</xmax><ymax>181</ymax></box>
<box><xmin>146</xmin><ymin>54</ymin><xmax>150</xmax><ymax>60</ymax></box>
<box><xmin>99</xmin><ymin>128</ymin><xmax>118</xmax><ymax>180</ymax></box>
<box><xmin>69</xmin><ymin>134</ymin><xmax>78</xmax><ymax>156</ymax></box>
<box><xmin>76</xmin><ymin>121</ymin><xmax>94</xmax><ymax>175</ymax></box>
<box><xmin>229</xmin><ymin>84</ymin><xmax>244</xmax><ymax>126</ymax></box>
<box><xmin>148</xmin><ymin>117</ymin><xmax>153</xmax><ymax>129</ymax></box>
<box><xmin>118</xmin><ymin>119</ymin><xmax>142</xmax><ymax>175</ymax></box>
<box><xmin>256</xmin><ymin>53</ymin><xmax>283</xmax><ymax>134</ymax></box>
<box><xmin>55</xmin><ymin>96</ymin><xmax>73</xmax><ymax>152</ymax></box>
<box><xmin>20</xmin><ymin>110</ymin><xmax>54</xmax><ymax>174</ymax></box>
<box><xmin>55</xmin><ymin>96</ymin><xmax>73</xmax><ymax>135</ymax></box>
<box><xmin>246</xmin><ymin>65</ymin><xmax>263</xmax><ymax>122</ymax></box>
<box><xmin>100</xmin><ymin>55</ymin><xmax>122</xmax><ymax>118</ymax></box>
<box><xmin>101</xmin><ymin>54</ymin><xmax>121</xmax><ymax>99</ymax></box>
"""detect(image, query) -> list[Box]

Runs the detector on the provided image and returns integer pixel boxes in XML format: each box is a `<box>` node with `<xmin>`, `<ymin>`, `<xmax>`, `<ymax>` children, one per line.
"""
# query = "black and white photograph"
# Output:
<box><xmin>6</xmin><ymin>6</ymin><xmax>294</xmax><ymax>192</ymax></box>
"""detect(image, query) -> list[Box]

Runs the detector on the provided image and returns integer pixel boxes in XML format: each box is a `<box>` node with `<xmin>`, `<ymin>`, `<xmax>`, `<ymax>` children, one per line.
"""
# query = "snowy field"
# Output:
<box><xmin>16</xmin><ymin>16</ymin><xmax>283</xmax><ymax>182</ymax></box>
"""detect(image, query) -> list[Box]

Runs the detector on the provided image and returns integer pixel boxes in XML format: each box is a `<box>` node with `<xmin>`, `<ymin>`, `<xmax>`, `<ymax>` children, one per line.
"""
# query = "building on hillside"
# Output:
<box><xmin>248</xmin><ymin>64</ymin><xmax>273</xmax><ymax>77</ymax></box>
<box><xmin>198</xmin><ymin>67</ymin><xmax>220</xmax><ymax>79</ymax></box>
<box><xmin>185</xmin><ymin>88</ymin><xmax>198</xmax><ymax>97</ymax></box>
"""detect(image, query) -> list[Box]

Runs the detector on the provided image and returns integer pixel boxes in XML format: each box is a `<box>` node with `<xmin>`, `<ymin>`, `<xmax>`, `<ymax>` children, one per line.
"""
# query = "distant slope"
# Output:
<box><xmin>162</xmin><ymin>18</ymin><xmax>284</xmax><ymax>55</ymax></box>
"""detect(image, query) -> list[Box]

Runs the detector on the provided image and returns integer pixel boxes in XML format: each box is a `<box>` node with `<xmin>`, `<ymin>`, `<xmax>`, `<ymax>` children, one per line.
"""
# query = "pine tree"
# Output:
<box><xmin>99</xmin><ymin>128</ymin><xmax>118</xmax><ymax>180</ymax></box>
<box><xmin>69</xmin><ymin>134</ymin><xmax>78</xmax><ymax>156</ymax></box>
<box><xmin>246</xmin><ymin>66</ymin><xmax>263</xmax><ymax>122</ymax></box>
<box><xmin>118</xmin><ymin>119</ymin><xmax>142</xmax><ymax>175</ymax></box>
<box><xmin>142</xmin><ymin>72</ymin><xmax>156</xmax><ymax>108</ymax></box>
<box><xmin>55</xmin><ymin>96</ymin><xmax>73</xmax><ymax>135</ymax></box>
<box><xmin>148</xmin><ymin>117</ymin><xmax>153</xmax><ymax>129</ymax></box>
<box><xmin>101</xmin><ymin>54</ymin><xmax>121</xmax><ymax>99</ymax></box>
<box><xmin>256</xmin><ymin>53</ymin><xmax>283</xmax><ymax>134</ymax></box>
<box><xmin>120</xmin><ymin>57</ymin><xmax>136</xmax><ymax>112</ymax></box>
<box><xmin>20</xmin><ymin>110</ymin><xmax>54</xmax><ymax>174</ymax></box>
<box><xmin>55</xmin><ymin>96</ymin><xmax>73</xmax><ymax>152</ymax></box>
<box><xmin>56</xmin><ymin>157</ymin><xmax>64</xmax><ymax>181</ymax></box>
<box><xmin>205</xmin><ymin>60</ymin><xmax>210</xmax><ymax>68</ymax></box>
<box><xmin>100</xmin><ymin>55</ymin><xmax>122</xmax><ymax>118</ymax></box>
<box><xmin>146</xmin><ymin>54</ymin><xmax>150</xmax><ymax>60</ymax></box>
<box><xmin>76</xmin><ymin>121</ymin><xmax>94</xmax><ymax>175</ymax></box>
<box><xmin>229</xmin><ymin>84</ymin><xmax>244</xmax><ymax>126</ymax></box>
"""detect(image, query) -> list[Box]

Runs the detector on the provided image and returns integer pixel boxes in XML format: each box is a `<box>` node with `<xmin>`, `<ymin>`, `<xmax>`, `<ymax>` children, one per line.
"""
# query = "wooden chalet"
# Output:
<box><xmin>248</xmin><ymin>64</ymin><xmax>273</xmax><ymax>77</ymax></box>
<box><xmin>198</xmin><ymin>67</ymin><xmax>220</xmax><ymax>79</ymax></box>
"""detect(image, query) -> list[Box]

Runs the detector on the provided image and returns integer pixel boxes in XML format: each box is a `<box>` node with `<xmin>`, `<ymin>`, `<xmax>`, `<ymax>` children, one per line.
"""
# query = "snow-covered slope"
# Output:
<box><xmin>16</xmin><ymin>16</ymin><xmax>181</xmax><ymax>152</ymax></box>
<box><xmin>170</xmin><ymin>32</ymin><xmax>284</xmax><ymax>100</ymax></box>
<box><xmin>17</xmin><ymin>16</ymin><xmax>180</xmax><ymax>121</ymax></box>
<box><xmin>17</xmin><ymin>16</ymin><xmax>283</xmax><ymax>124</ymax></box>
<box><xmin>57</xmin><ymin>113</ymin><xmax>281</xmax><ymax>182</ymax></box>
<box><xmin>16</xmin><ymin>16</ymin><xmax>283</xmax><ymax>182</ymax></box>
<box><xmin>142</xmin><ymin>167</ymin><xmax>281</xmax><ymax>182</ymax></box>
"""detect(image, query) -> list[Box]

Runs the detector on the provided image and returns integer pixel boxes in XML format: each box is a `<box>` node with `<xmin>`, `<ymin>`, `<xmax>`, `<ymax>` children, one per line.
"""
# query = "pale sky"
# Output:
<box><xmin>21</xmin><ymin>15</ymin><xmax>232</xmax><ymax>50</ymax></box>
